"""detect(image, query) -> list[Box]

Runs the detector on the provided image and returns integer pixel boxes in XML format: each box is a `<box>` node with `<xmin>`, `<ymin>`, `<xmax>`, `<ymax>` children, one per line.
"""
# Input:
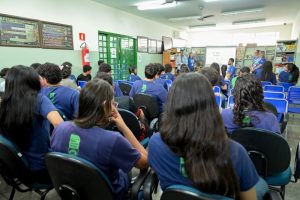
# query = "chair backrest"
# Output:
<box><xmin>263</xmin><ymin>91</ymin><xmax>285</xmax><ymax>99</ymax></box>
<box><xmin>118</xmin><ymin>80</ymin><xmax>133</xmax><ymax>86</ymax></box>
<box><xmin>165</xmin><ymin>79</ymin><xmax>172</xmax><ymax>91</ymax></box>
<box><xmin>288</xmin><ymin>86</ymin><xmax>300</xmax><ymax>104</ymax></box>
<box><xmin>213</xmin><ymin>86</ymin><xmax>221</xmax><ymax>94</ymax></box>
<box><xmin>264</xmin><ymin>85</ymin><xmax>284</xmax><ymax>92</ymax></box>
<box><xmin>277</xmin><ymin>82</ymin><xmax>294</xmax><ymax>92</ymax></box>
<box><xmin>46</xmin><ymin>152</ymin><xmax>113</xmax><ymax>200</ymax></box>
<box><xmin>118</xmin><ymin>108</ymin><xmax>143</xmax><ymax>141</ymax></box>
<box><xmin>231</xmin><ymin>128</ymin><xmax>291</xmax><ymax>177</ymax></box>
<box><xmin>227</xmin><ymin>95</ymin><xmax>234</xmax><ymax>109</ymax></box>
<box><xmin>161</xmin><ymin>185</ymin><xmax>232</xmax><ymax>200</ymax></box>
<box><xmin>261</xmin><ymin>81</ymin><xmax>272</xmax><ymax>87</ymax></box>
<box><xmin>0</xmin><ymin>135</ymin><xmax>31</xmax><ymax>186</ymax></box>
<box><xmin>133</xmin><ymin>93</ymin><xmax>160</xmax><ymax>120</ymax></box>
<box><xmin>119</xmin><ymin>82</ymin><xmax>132</xmax><ymax>96</ymax></box>
<box><xmin>215</xmin><ymin>95</ymin><xmax>221</xmax><ymax>110</ymax></box>
<box><xmin>264</xmin><ymin>98</ymin><xmax>288</xmax><ymax>114</ymax></box>
<box><xmin>78</xmin><ymin>81</ymin><xmax>87</xmax><ymax>88</ymax></box>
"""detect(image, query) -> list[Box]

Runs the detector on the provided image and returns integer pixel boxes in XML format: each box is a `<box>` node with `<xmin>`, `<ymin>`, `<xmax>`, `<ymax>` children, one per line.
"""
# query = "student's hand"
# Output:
<box><xmin>110</xmin><ymin>106</ymin><xmax>127</xmax><ymax>131</ymax></box>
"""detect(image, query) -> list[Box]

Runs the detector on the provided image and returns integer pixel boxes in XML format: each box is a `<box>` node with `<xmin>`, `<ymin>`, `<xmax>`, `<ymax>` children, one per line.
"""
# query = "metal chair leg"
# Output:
<box><xmin>9</xmin><ymin>187</ymin><xmax>16</xmax><ymax>200</ymax></box>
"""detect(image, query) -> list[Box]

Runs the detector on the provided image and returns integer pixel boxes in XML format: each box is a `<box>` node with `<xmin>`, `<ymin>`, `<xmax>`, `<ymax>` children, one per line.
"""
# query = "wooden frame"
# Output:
<box><xmin>137</xmin><ymin>36</ymin><xmax>148</xmax><ymax>53</ymax></box>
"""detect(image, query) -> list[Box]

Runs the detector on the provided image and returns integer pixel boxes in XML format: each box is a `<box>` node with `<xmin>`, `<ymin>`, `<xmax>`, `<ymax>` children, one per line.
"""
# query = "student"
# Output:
<box><xmin>51</xmin><ymin>79</ymin><xmax>148</xmax><ymax>199</ymax></box>
<box><xmin>256</xmin><ymin>61</ymin><xmax>277</xmax><ymax>84</ymax></box>
<box><xmin>279</xmin><ymin>63</ymin><xmax>299</xmax><ymax>84</ymax></box>
<box><xmin>178</xmin><ymin>64</ymin><xmax>190</xmax><ymax>74</ymax></box>
<box><xmin>97</xmin><ymin>60</ymin><xmax>104</xmax><ymax>72</ymax></box>
<box><xmin>231</xmin><ymin>67</ymin><xmax>250</xmax><ymax>88</ymax></box>
<box><xmin>60</xmin><ymin>65</ymin><xmax>79</xmax><ymax>90</ymax></box>
<box><xmin>160</xmin><ymin>63</ymin><xmax>175</xmax><ymax>81</ymax></box>
<box><xmin>0</xmin><ymin>65</ymin><xmax>63</xmax><ymax>183</ymax></box>
<box><xmin>77</xmin><ymin>65</ymin><xmax>92</xmax><ymax>85</ymax></box>
<box><xmin>199</xmin><ymin>67</ymin><xmax>219</xmax><ymax>87</ymax></box>
<box><xmin>222</xmin><ymin>74</ymin><xmax>280</xmax><ymax>134</ymax></box>
<box><xmin>61</xmin><ymin>61</ymin><xmax>76</xmax><ymax>82</ymax></box>
<box><xmin>187</xmin><ymin>52</ymin><xmax>195</xmax><ymax>71</ymax></box>
<box><xmin>221</xmin><ymin>64</ymin><xmax>227</xmax><ymax>78</ymax></box>
<box><xmin>210</xmin><ymin>62</ymin><xmax>227</xmax><ymax>91</ymax></box>
<box><xmin>176</xmin><ymin>50</ymin><xmax>188</xmax><ymax>70</ymax></box>
<box><xmin>37</xmin><ymin>63</ymin><xmax>79</xmax><ymax>120</ymax></box>
<box><xmin>30</xmin><ymin>62</ymin><xmax>42</xmax><ymax>70</ymax></box>
<box><xmin>129</xmin><ymin>63</ymin><xmax>167</xmax><ymax>112</ymax></box>
<box><xmin>154</xmin><ymin>63</ymin><xmax>168</xmax><ymax>90</ymax></box>
<box><xmin>252</xmin><ymin>50</ymin><xmax>260</xmax><ymax>70</ymax></box>
<box><xmin>98</xmin><ymin>63</ymin><xmax>123</xmax><ymax>97</ymax></box>
<box><xmin>194</xmin><ymin>61</ymin><xmax>202</xmax><ymax>73</ymax></box>
<box><xmin>127</xmin><ymin>66</ymin><xmax>141</xmax><ymax>82</ymax></box>
<box><xmin>226</xmin><ymin>58</ymin><xmax>236</xmax><ymax>80</ymax></box>
<box><xmin>252</xmin><ymin>51</ymin><xmax>266</xmax><ymax>74</ymax></box>
<box><xmin>148</xmin><ymin>73</ymin><xmax>266</xmax><ymax>200</ymax></box>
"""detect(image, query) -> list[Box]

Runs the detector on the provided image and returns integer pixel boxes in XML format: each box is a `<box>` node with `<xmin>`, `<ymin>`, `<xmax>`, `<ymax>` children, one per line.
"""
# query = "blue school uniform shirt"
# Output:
<box><xmin>148</xmin><ymin>133</ymin><xmax>259</xmax><ymax>192</ymax></box>
<box><xmin>188</xmin><ymin>57</ymin><xmax>195</xmax><ymax>71</ymax></box>
<box><xmin>127</xmin><ymin>74</ymin><xmax>141</xmax><ymax>82</ymax></box>
<box><xmin>154</xmin><ymin>78</ymin><xmax>168</xmax><ymax>90</ymax></box>
<box><xmin>69</xmin><ymin>74</ymin><xmax>77</xmax><ymax>82</ymax></box>
<box><xmin>51</xmin><ymin>121</ymin><xmax>140</xmax><ymax>200</ymax></box>
<box><xmin>253</xmin><ymin>58</ymin><xmax>266</xmax><ymax>74</ymax></box>
<box><xmin>221</xmin><ymin>109</ymin><xmax>281</xmax><ymax>134</ymax></box>
<box><xmin>255</xmin><ymin>71</ymin><xmax>277</xmax><ymax>85</ymax></box>
<box><xmin>129</xmin><ymin>80</ymin><xmax>167</xmax><ymax>111</ymax></box>
<box><xmin>227</xmin><ymin>65</ymin><xmax>236</xmax><ymax>80</ymax></box>
<box><xmin>40</xmin><ymin>86</ymin><xmax>79</xmax><ymax>120</ymax></box>
<box><xmin>161</xmin><ymin>73</ymin><xmax>175</xmax><ymax>82</ymax></box>
<box><xmin>114</xmin><ymin>82</ymin><xmax>124</xmax><ymax>98</ymax></box>
<box><xmin>23</xmin><ymin>94</ymin><xmax>57</xmax><ymax>171</ymax></box>
<box><xmin>279</xmin><ymin>71</ymin><xmax>292</xmax><ymax>83</ymax></box>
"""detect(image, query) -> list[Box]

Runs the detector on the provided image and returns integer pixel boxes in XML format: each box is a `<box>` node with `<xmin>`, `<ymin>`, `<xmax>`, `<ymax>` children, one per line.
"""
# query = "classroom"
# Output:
<box><xmin>0</xmin><ymin>0</ymin><xmax>300</xmax><ymax>200</ymax></box>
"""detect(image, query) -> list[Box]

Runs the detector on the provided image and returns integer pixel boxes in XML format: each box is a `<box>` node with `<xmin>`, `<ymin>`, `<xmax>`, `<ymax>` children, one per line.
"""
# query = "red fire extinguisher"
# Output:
<box><xmin>80</xmin><ymin>42</ymin><xmax>90</xmax><ymax>66</ymax></box>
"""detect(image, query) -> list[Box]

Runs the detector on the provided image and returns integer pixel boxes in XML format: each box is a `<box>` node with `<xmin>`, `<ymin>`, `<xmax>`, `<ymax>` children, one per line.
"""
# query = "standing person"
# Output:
<box><xmin>127</xmin><ymin>66</ymin><xmax>141</xmax><ymax>82</ymax></box>
<box><xmin>252</xmin><ymin>50</ymin><xmax>260</xmax><ymax>71</ymax></box>
<box><xmin>76</xmin><ymin>65</ymin><xmax>92</xmax><ymax>85</ymax></box>
<box><xmin>252</xmin><ymin>51</ymin><xmax>266</xmax><ymax>75</ymax></box>
<box><xmin>226</xmin><ymin>58</ymin><xmax>236</xmax><ymax>80</ymax></box>
<box><xmin>256</xmin><ymin>61</ymin><xmax>277</xmax><ymax>85</ymax></box>
<box><xmin>148</xmin><ymin>73</ymin><xmax>267</xmax><ymax>200</ymax></box>
<box><xmin>221</xmin><ymin>65</ymin><xmax>227</xmax><ymax>78</ymax></box>
<box><xmin>61</xmin><ymin>61</ymin><xmax>76</xmax><ymax>82</ymax></box>
<box><xmin>51</xmin><ymin>79</ymin><xmax>148</xmax><ymax>200</ymax></box>
<box><xmin>0</xmin><ymin>65</ymin><xmax>63</xmax><ymax>183</ymax></box>
<box><xmin>176</xmin><ymin>50</ymin><xmax>188</xmax><ymax>71</ymax></box>
<box><xmin>187</xmin><ymin>52</ymin><xmax>195</xmax><ymax>72</ymax></box>
<box><xmin>160</xmin><ymin>63</ymin><xmax>175</xmax><ymax>81</ymax></box>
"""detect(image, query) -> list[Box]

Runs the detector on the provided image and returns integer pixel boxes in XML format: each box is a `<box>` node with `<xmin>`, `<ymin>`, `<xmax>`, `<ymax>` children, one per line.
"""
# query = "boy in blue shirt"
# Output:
<box><xmin>226</xmin><ymin>58</ymin><xmax>236</xmax><ymax>80</ymax></box>
<box><xmin>127</xmin><ymin>66</ymin><xmax>141</xmax><ymax>82</ymax></box>
<box><xmin>129</xmin><ymin>63</ymin><xmax>167</xmax><ymax>112</ymax></box>
<box><xmin>154</xmin><ymin>63</ymin><xmax>168</xmax><ymax>90</ymax></box>
<box><xmin>160</xmin><ymin>63</ymin><xmax>175</xmax><ymax>81</ymax></box>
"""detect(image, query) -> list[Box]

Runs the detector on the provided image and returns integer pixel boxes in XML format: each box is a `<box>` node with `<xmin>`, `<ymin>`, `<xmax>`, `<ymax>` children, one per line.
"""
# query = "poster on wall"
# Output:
<box><xmin>156</xmin><ymin>40</ymin><xmax>162</xmax><ymax>54</ymax></box>
<box><xmin>148</xmin><ymin>39</ymin><xmax>157</xmax><ymax>54</ymax></box>
<box><xmin>0</xmin><ymin>14</ymin><xmax>40</xmax><ymax>47</ymax></box>
<box><xmin>137</xmin><ymin>36</ymin><xmax>148</xmax><ymax>53</ymax></box>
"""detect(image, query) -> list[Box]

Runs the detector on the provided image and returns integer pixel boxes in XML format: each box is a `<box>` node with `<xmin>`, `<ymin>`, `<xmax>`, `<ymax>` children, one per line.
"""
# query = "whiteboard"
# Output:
<box><xmin>205</xmin><ymin>47</ymin><xmax>236</xmax><ymax>66</ymax></box>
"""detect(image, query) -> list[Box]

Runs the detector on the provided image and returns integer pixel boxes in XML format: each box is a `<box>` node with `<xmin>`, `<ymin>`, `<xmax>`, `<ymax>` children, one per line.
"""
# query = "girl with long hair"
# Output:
<box><xmin>148</xmin><ymin>73</ymin><xmax>265</xmax><ymax>199</ymax></box>
<box><xmin>127</xmin><ymin>66</ymin><xmax>141</xmax><ymax>82</ymax></box>
<box><xmin>222</xmin><ymin>74</ymin><xmax>280</xmax><ymax>134</ymax></box>
<box><xmin>256</xmin><ymin>61</ymin><xmax>277</xmax><ymax>84</ymax></box>
<box><xmin>279</xmin><ymin>63</ymin><xmax>299</xmax><ymax>84</ymax></box>
<box><xmin>0</xmin><ymin>65</ymin><xmax>63</xmax><ymax>182</ymax></box>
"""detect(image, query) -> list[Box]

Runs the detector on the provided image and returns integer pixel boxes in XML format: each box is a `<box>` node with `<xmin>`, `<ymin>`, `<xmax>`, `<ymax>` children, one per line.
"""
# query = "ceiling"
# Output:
<box><xmin>91</xmin><ymin>0</ymin><xmax>300</xmax><ymax>31</ymax></box>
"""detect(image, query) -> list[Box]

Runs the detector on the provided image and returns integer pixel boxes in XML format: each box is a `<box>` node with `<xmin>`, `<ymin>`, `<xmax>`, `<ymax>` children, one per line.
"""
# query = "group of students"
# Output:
<box><xmin>0</xmin><ymin>59</ymin><xmax>297</xmax><ymax>200</ymax></box>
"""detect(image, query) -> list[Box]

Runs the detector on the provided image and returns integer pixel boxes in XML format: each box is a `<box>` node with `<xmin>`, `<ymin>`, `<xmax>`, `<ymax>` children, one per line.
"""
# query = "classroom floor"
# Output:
<box><xmin>0</xmin><ymin>114</ymin><xmax>300</xmax><ymax>200</ymax></box>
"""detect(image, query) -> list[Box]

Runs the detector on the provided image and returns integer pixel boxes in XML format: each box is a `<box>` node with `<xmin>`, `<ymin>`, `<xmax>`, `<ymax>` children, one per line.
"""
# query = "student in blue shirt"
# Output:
<box><xmin>256</xmin><ymin>61</ymin><xmax>277</xmax><ymax>85</ymax></box>
<box><xmin>160</xmin><ymin>63</ymin><xmax>175</xmax><ymax>81</ymax></box>
<box><xmin>279</xmin><ymin>63</ymin><xmax>299</xmax><ymax>84</ymax></box>
<box><xmin>148</xmin><ymin>73</ymin><xmax>267</xmax><ymax>200</ymax></box>
<box><xmin>129</xmin><ymin>63</ymin><xmax>167</xmax><ymax>112</ymax></box>
<box><xmin>127</xmin><ymin>66</ymin><xmax>141</xmax><ymax>82</ymax></box>
<box><xmin>37</xmin><ymin>63</ymin><xmax>79</xmax><ymax>121</ymax></box>
<box><xmin>226</xmin><ymin>58</ymin><xmax>236</xmax><ymax>80</ymax></box>
<box><xmin>252</xmin><ymin>51</ymin><xmax>266</xmax><ymax>74</ymax></box>
<box><xmin>187</xmin><ymin>52</ymin><xmax>195</xmax><ymax>71</ymax></box>
<box><xmin>61</xmin><ymin>61</ymin><xmax>76</xmax><ymax>82</ymax></box>
<box><xmin>210</xmin><ymin>62</ymin><xmax>227</xmax><ymax>91</ymax></box>
<box><xmin>154</xmin><ymin>63</ymin><xmax>168</xmax><ymax>90</ymax></box>
<box><xmin>0</xmin><ymin>65</ymin><xmax>63</xmax><ymax>183</ymax></box>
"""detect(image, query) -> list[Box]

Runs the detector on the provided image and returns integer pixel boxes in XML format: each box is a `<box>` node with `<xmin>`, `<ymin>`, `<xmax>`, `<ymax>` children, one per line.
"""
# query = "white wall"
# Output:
<box><xmin>291</xmin><ymin>10</ymin><xmax>300</xmax><ymax>39</ymax></box>
<box><xmin>0</xmin><ymin>0</ymin><xmax>175</xmax><ymax>51</ymax></box>
<box><xmin>187</xmin><ymin>24</ymin><xmax>292</xmax><ymax>47</ymax></box>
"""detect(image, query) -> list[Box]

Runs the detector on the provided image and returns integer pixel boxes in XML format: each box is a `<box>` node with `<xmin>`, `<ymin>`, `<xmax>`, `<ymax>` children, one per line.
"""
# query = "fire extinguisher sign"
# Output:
<box><xmin>79</xmin><ymin>33</ymin><xmax>85</xmax><ymax>41</ymax></box>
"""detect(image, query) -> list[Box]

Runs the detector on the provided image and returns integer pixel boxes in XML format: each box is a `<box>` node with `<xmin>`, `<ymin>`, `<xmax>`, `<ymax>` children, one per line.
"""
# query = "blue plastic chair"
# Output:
<box><xmin>264</xmin><ymin>98</ymin><xmax>288</xmax><ymax>122</ymax></box>
<box><xmin>227</xmin><ymin>95</ymin><xmax>234</xmax><ymax>109</ymax></box>
<box><xmin>287</xmin><ymin>86</ymin><xmax>300</xmax><ymax>114</ymax></box>
<box><xmin>263</xmin><ymin>92</ymin><xmax>285</xmax><ymax>99</ymax></box>
<box><xmin>277</xmin><ymin>82</ymin><xmax>294</xmax><ymax>92</ymax></box>
<box><xmin>215</xmin><ymin>95</ymin><xmax>221</xmax><ymax>110</ymax></box>
<box><xmin>264</xmin><ymin>85</ymin><xmax>284</xmax><ymax>92</ymax></box>
<box><xmin>78</xmin><ymin>80</ymin><xmax>87</xmax><ymax>88</ymax></box>
<box><xmin>165</xmin><ymin>79</ymin><xmax>172</xmax><ymax>91</ymax></box>
<box><xmin>213</xmin><ymin>86</ymin><xmax>221</xmax><ymax>94</ymax></box>
<box><xmin>118</xmin><ymin>80</ymin><xmax>134</xmax><ymax>86</ymax></box>
<box><xmin>261</xmin><ymin>81</ymin><xmax>272</xmax><ymax>87</ymax></box>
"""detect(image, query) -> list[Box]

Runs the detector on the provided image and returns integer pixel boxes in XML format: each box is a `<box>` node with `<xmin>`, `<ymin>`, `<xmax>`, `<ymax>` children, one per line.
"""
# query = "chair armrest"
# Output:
<box><xmin>143</xmin><ymin>169</ymin><xmax>159</xmax><ymax>200</ymax></box>
<box><xmin>130</xmin><ymin>169</ymin><xmax>150</xmax><ymax>200</ymax></box>
<box><xmin>150</xmin><ymin>118</ymin><xmax>159</xmax><ymax>134</ymax></box>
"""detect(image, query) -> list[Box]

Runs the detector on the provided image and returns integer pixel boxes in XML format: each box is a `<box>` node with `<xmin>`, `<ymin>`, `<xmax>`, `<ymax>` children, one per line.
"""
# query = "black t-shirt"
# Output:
<box><xmin>76</xmin><ymin>74</ymin><xmax>91</xmax><ymax>85</ymax></box>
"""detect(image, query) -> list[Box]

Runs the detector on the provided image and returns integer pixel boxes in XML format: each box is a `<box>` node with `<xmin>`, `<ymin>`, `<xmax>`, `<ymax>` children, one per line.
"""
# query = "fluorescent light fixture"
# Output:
<box><xmin>232</xmin><ymin>18</ymin><xmax>266</xmax><ymax>25</ymax></box>
<box><xmin>136</xmin><ymin>0</ymin><xmax>177</xmax><ymax>10</ymax></box>
<box><xmin>189</xmin><ymin>24</ymin><xmax>216</xmax><ymax>29</ymax></box>
<box><xmin>222</xmin><ymin>7</ymin><xmax>264</xmax><ymax>16</ymax></box>
<box><xmin>168</xmin><ymin>16</ymin><xmax>200</xmax><ymax>21</ymax></box>
<box><xmin>203</xmin><ymin>0</ymin><xmax>221</xmax><ymax>2</ymax></box>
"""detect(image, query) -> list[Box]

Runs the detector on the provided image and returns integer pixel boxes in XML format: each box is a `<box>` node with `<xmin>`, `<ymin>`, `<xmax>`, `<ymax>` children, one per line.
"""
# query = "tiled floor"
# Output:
<box><xmin>1</xmin><ymin>114</ymin><xmax>300</xmax><ymax>200</ymax></box>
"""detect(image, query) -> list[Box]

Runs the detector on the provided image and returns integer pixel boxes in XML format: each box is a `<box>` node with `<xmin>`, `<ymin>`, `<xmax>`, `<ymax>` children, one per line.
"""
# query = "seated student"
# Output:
<box><xmin>199</xmin><ymin>67</ymin><xmax>219</xmax><ymax>87</ymax></box>
<box><xmin>60</xmin><ymin>65</ymin><xmax>79</xmax><ymax>90</ymax></box>
<box><xmin>37</xmin><ymin>63</ymin><xmax>79</xmax><ymax>121</ymax></box>
<box><xmin>231</xmin><ymin>67</ymin><xmax>250</xmax><ymax>88</ymax></box>
<box><xmin>129</xmin><ymin>63</ymin><xmax>167</xmax><ymax>112</ymax></box>
<box><xmin>148</xmin><ymin>73</ymin><xmax>267</xmax><ymax>200</ymax></box>
<box><xmin>127</xmin><ymin>66</ymin><xmax>141</xmax><ymax>82</ymax></box>
<box><xmin>160</xmin><ymin>63</ymin><xmax>175</xmax><ymax>81</ymax></box>
<box><xmin>279</xmin><ymin>63</ymin><xmax>299</xmax><ymax>84</ymax></box>
<box><xmin>77</xmin><ymin>65</ymin><xmax>92</xmax><ymax>85</ymax></box>
<box><xmin>154</xmin><ymin>63</ymin><xmax>168</xmax><ymax>90</ymax></box>
<box><xmin>51</xmin><ymin>79</ymin><xmax>148</xmax><ymax>199</ymax></box>
<box><xmin>0</xmin><ymin>65</ymin><xmax>63</xmax><ymax>183</ymax></box>
<box><xmin>194</xmin><ymin>61</ymin><xmax>202</xmax><ymax>73</ymax></box>
<box><xmin>256</xmin><ymin>61</ymin><xmax>277</xmax><ymax>84</ymax></box>
<box><xmin>226</xmin><ymin>58</ymin><xmax>236</xmax><ymax>80</ymax></box>
<box><xmin>221</xmin><ymin>74</ymin><xmax>280</xmax><ymax>134</ymax></box>
<box><xmin>61</xmin><ymin>61</ymin><xmax>76</xmax><ymax>82</ymax></box>
<box><xmin>98</xmin><ymin>63</ymin><xmax>123</xmax><ymax>97</ymax></box>
<box><xmin>30</xmin><ymin>62</ymin><xmax>42</xmax><ymax>70</ymax></box>
<box><xmin>210</xmin><ymin>62</ymin><xmax>227</xmax><ymax>91</ymax></box>
<box><xmin>97</xmin><ymin>60</ymin><xmax>104</xmax><ymax>72</ymax></box>
<box><xmin>178</xmin><ymin>64</ymin><xmax>190</xmax><ymax>74</ymax></box>
<box><xmin>221</xmin><ymin>64</ymin><xmax>227</xmax><ymax>78</ymax></box>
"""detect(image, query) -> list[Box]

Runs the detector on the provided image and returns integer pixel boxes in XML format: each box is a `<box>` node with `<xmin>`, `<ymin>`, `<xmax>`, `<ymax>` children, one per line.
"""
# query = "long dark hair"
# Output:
<box><xmin>288</xmin><ymin>63</ymin><xmax>299</xmax><ymax>84</ymax></box>
<box><xmin>74</xmin><ymin>79</ymin><xmax>114</xmax><ymax>128</ymax></box>
<box><xmin>233</xmin><ymin>74</ymin><xmax>265</xmax><ymax>127</ymax></box>
<box><xmin>0</xmin><ymin>65</ymin><xmax>41</xmax><ymax>150</ymax></box>
<box><xmin>261</xmin><ymin>61</ymin><xmax>273</xmax><ymax>82</ymax></box>
<box><xmin>161</xmin><ymin>73</ymin><xmax>239</xmax><ymax>197</ymax></box>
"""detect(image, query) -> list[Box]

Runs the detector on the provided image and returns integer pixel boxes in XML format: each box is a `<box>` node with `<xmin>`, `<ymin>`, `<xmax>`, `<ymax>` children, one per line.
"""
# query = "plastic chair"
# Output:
<box><xmin>264</xmin><ymin>85</ymin><xmax>284</xmax><ymax>93</ymax></box>
<box><xmin>231</xmin><ymin>127</ymin><xmax>300</xmax><ymax>199</ymax></box>
<box><xmin>277</xmin><ymin>82</ymin><xmax>294</xmax><ymax>92</ymax></box>
<box><xmin>227</xmin><ymin>95</ymin><xmax>234</xmax><ymax>109</ymax></box>
<box><xmin>263</xmin><ymin>92</ymin><xmax>285</xmax><ymax>99</ymax></box>
<box><xmin>0</xmin><ymin>135</ymin><xmax>52</xmax><ymax>200</ymax></box>
<box><xmin>46</xmin><ymin>152</ymin><xmax>148</xmax><ymax>200</ymax></box>
<box><xmin>78</xmin><ymin>81</ymin><xmax>87</xmax><ymax>88</ymax></box>
<box><xmin>165</xmin><ymin>79</ymin><xmax>172</xmax><ymax>91</ymax></box>
<box><xmin>287</xmin><ymin>86</ymin><xmax>300</xmax><ymax>114</ymax></box>
<box><xmin>261</xmin><ymin>81</ymin><xmax>272</xmax><ymax>87</ymax></box>
<box><xmin>118</xmin><ymin>80</ymin><xmax>134</xmax><ymax>86</ymax></box>
<box><xmin>213</xmin><ymin>86</ymin><xmax>221</xmax><ymax>94</ymax></box>
<box><xmin>119</xmin><ymin>82</ymin><xmax>132</xmax><ymax>96</ymax></box>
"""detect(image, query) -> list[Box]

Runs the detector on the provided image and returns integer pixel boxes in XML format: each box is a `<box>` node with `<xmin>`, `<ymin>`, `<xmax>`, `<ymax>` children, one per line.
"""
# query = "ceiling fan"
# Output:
<box><xmin>168</xmin><ymin>6</ymin><xmax>215</xmax><ymax>21</ymax></box>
